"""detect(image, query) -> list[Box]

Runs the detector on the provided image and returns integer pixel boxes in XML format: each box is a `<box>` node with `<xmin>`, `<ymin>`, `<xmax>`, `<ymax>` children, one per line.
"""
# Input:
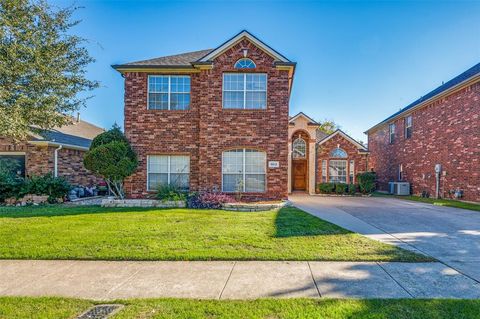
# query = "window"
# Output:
<box><xmin>404</xmin><ymin>115</ymin><xmax>412</xmax><ymax>139</ymax></box>
<box><xmin>321</xmin><ymin>160</ymin><xmax>327</xmax><ymax>182</ymax></box>
<box><xmin>329</xmin><ymin>160</ymin><xmax>347</xmax><ymax>183</ymax></box>
<box><xmin>234</xmin><ymin>58</ymin><xmax>256</xmax><ymax>69</ymax></box>
<box><xmin>223</xmin><ymin>73</ymin><xmax>267</xmax><ymax>109</ymax></box>
<box><xmin>148</xmin><ymin>75</ymin><xmax>190</xmax><ymax>110</ymax></box>
<box><xmin>222</xmin><ymin>149</ymin><xmax>266</xmax><ymax>192</ymax></box>
<box><xmin>0</xmin><ymin>153</ymin><xmax>25</xmax><ymax>177</ymax></box>
<box><xmin>330</xmin><ymin>148</ymin><xmax>347</xmax><ymax>158</ymax></box>
<box><xmin>147</xmin><ymin>155</ymin><xmax>190</xmax><ymax>191</ymax></box>
<box><xmin>389</xmin><ymin>123</ymin><xmax>395</xmax><ymax>144</ymax></box>
<box><xmin>349</xmin><ymin>160</ymin><xmax>355</xmax><ymax>183</ymax></box>
<box><xmin>292</xmin><ymin>138</ymin><xmax>306</xmax><ymax>159</ymax></box>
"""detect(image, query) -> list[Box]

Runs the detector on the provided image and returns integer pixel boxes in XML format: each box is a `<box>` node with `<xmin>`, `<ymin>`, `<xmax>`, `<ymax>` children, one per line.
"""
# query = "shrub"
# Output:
<box><xmin>0</xmin><ymin>172</ymin><xmax>24</xmax><ymax>203</ymax></box>
<box><xmin>84</xmin><ymin>125</ymin><xmax>138</xmax><ymax>199</ymax></box>
<box><xmin>156</xmin><ymin>184</ymin><xmax>186</xmax><ymax>202</ymax></box>
<box><xmin>23</xmin><ymin>173</ymin><xmax>71</xmax><ymax>203</ymax></box>
<box><xmin>317</xmin><ymin>182</ymin><xmax>335</xmax><ymax>194</ymax></box>
<box><xmin>357</xmin><ymin>172</ymin><xmax>376</xmax><ymax>194</ymax></box>
<box><xmin>348</xmin><ymin>183</ymin><xmax>357</xmax><ymax>195</ymax></box>
<box><xmin>187</xmin><ymin>192</ymin><xmax>235</xmax><ymax>209</ymax></box>
<box><xmin>335</xmin><ymin>183</ymin><xmax>347</xmax><ymax>194</ymax></box>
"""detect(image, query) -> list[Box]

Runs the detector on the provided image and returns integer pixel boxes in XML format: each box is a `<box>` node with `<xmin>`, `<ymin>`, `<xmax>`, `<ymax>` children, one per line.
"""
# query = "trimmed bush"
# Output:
<box><xmin>317</xmin><ymin>183</ymin><xmax>335</xmax><ymax>194</ymax></box>
<box><xmin>335</xmin><ymin>183</ymin><xmax>347</xmax><ymax>194</ymax></box>
<box><xmin>187</xmin><ymin>192</ymin><xmax>235</xmax><ymax>209</ymax></box>
<box><xmin>357</xmin><ymin>172</ymin><xmax>376</xmax><ymax>194</ymax></box>
<box><xmin>156</xmin><ymin>184</ymin><xmax>186</xmax><ymax>202</ymax></box>
<box><xmin>0</xmin><ymin>172</ymin><xmax>24</xmax><ymax>203</ymax></box>
<box><xmin>23</xmin><ymin>173</ymin><xmax>71</xmax><ymax>203</ymax></box>
<box><xmin>348</xmin><ymin>183</ymin><xmax>357</xmax><ymax>195</ymax></box>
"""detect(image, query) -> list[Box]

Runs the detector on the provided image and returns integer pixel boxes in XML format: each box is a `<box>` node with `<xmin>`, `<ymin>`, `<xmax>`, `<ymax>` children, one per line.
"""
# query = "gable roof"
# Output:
<box><xmin>112</xmin><ymin>30</ymin><xmax>295</xmax><ymax>71</ymax></box>
<box><xmin>365</xmin><ymin>62</ymin><xmax>480</xmax><ymax>134</ymax></box>
<box><xmin>317</xmin><ymin>129</ymin><xmax>368</xmax><ymax>151</ymax></box>
<box><xmin>198</xmin><ymin>30</ymin><xmax>292</xmax><ymax>63</ymax></box>
<box><xmin>28</xmin><ymin>119</ymin><xmax>104</xmax><ymax>150</ymax></box>
<box><xmin>289</xmin><ymin>112</ymin><xmax>319</xmax><ymax>125</ymax></box>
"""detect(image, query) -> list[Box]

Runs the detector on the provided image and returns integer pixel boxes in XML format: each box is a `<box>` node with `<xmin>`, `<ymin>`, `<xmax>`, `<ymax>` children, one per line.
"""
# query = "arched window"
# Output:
<box><xmin>330</xmin><ymin>148</ymin><xmax>347</xmax><ymax>158</ymax></box>
<box><xmin>234</xmin><ymin>58</ymin><xmax>256</xmax><ymax>69</ymax></box>
<box><xmin>292</xmin><ymin>138</ymin><xmax>306</xmax><ymax>159</ymax></box>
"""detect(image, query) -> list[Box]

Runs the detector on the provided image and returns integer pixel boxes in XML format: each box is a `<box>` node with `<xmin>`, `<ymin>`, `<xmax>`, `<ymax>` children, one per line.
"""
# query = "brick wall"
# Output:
<box><xmin>123</xmin><ymin>38</ymin><xmax>290</xmax><ymax>200</ymax></box>
<box><xmin>316</xmin><ymin>134</ymin><xmax>368</xmax><ymax>186</ymax></box>
<box><xmin>368</xmin><ymin>81</ymin><xmax>480</xmax><ymax>202</ymax></box>
<box><xmin>0</xmin><ymin>137</ymin><xmax>100</xmax><ymax>186</ymax></box>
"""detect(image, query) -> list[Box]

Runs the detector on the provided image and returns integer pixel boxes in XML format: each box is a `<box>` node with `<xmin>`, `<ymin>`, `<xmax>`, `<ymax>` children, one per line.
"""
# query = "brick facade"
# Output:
<box><xmin>123</xmin><ymin>38</ymin><xmax>291</xmax><ymax>200</ymax></box>
<box><xmin>0</xmin><ymin>137</ymin><xmax>100</xmax><ymax>186</ymax></box>
<box><xmin>368</xmin><ymin>81</ymin><xmax>480</xmax><ymax>202</ymax></box>
<box><xmin>316</xmin><ymin>133</ymin><xmax>369</xmax><ymax>186</ymax></box>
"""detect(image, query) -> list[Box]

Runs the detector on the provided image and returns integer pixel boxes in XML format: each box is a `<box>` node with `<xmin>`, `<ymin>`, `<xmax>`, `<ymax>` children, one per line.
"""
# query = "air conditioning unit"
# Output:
<box><xmin>388</xmin><ymin>182</ymin><xmax>410</xmax><ymax>196</ymax></box>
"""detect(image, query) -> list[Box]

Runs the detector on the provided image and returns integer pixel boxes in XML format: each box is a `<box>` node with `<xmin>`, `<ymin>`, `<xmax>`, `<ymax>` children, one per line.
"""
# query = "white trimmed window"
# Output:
<box><xmin>404</xmin><ymin>115</ymin><xmax>412</xmax><ymax>139</ymax></box>
<box><xmin>222</xmin><ymin>149</ymin><xmax>266</xmax><ymax>192</ymax></box>
<box><xmin>389</xmin><ymin>123</ymin><xmax>395</xmax><ymax>144</ymax></box>
<box><xmin>234</xmin><ymin>58</ymin><xmax>256</xmax><ymax>69</ymax></box>
<box><xmin>349</xmin><ymin>160</ymin><xmax>355</xmax><ymax>183</ymax></box>
<box><xmin>148</xmin><ymin>75</ymin><xmax>190</xmax><ymax>110</ymax></box>
<box><xmin>292</xmin><ymin>138</ymin><xmax>306</xmax><ymax>159</ymax></box>
<box><xmin>223</xmin><ymin>73</ymin><xmax>267</xmax><ymax>109</ymax></box>
<box><xmin>329</xmin><ymin>160</ymin><xmax>347</xmax><ymax>183</ymax></box>
<box><xmin>330</xmin><ymin>148</ymin><xmax>347</xmax><ymax>158</ymax></box>
<box><xmin>147</xmin><ymin>155</ymin><xmax>190</xmax><ymax>190</ymax></box>
<box><xmin>321</xmin><ymin>160</ymin><xmax>327</xmax><ymax>182</ymax></box>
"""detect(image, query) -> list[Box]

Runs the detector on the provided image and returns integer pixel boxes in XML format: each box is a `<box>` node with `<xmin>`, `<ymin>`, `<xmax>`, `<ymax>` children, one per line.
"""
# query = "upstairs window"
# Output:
<box><xmin>292</xmin><ymin>138</ymin><xmax>306</xmax><ymax>159</ymax></box>
<box><xmin>389</xmin><ymin>123</ymin><xmax>395</xmax><ymax>144</ymax></box>
<box><xmin>148</xmin><ymin>75</ymin><xmax>190</xmax><ymax>110</ymax></box>
<box><xmin>223</xmin><ymin>73</ymin><xmax>267</xmax><ymax>109</ymax></box>
<box><xmin>330</xmin><ymin>148</ymin><xmax>347</xmax><ymax>158</ymax></box>
<box><xmin>404</xmin><ymin>115</ymin><xmax>412</xmax><ymax>139</ymax></box>
<box><xmin>234</xmin><ymin>58</ymin><xmax>256</xmax><ymax>69</ymax></box>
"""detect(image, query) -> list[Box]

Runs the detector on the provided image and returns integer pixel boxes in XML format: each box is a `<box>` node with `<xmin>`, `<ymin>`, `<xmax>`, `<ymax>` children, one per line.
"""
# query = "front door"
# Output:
<box><xmin>293</xmin><ymin>160</ymin><xmax>307</xmax><ymax>191</ymax></box>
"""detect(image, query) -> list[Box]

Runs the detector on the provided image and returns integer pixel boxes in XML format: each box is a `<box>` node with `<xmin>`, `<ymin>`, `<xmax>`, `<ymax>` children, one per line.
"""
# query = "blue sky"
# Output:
<box><xmin>56</xmin><ymin>0</ymin><xmax>480</xmax><ymax>141</ymax></box>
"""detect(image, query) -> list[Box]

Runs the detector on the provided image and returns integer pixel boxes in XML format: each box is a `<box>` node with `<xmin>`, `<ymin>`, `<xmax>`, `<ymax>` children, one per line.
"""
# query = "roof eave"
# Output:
<box><xmin>28</xmin><ymin>140</ymin><xmax>90</xmax><ymax>151</ymax></box>
<box><xmin>365</xmin><ymin>72</ymin><xmax>480</xmax><ymax>135</ymax></box>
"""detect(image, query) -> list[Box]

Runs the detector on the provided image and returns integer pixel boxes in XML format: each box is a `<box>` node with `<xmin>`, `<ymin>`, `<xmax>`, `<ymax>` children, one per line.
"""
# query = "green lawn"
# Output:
<box><xmin>0</xmin><ymin>205</ymin><xmax>429</xmax><ymax>261</ymax></box>
<box><xmin>373</xmin><ymin>192</ymin><xmax>480</xmax><ymax>212</ymax></box>
<box><xmin>1</xmin><ymin>297</ymin><xmax>480</xmax><ymax>319</ymax></box>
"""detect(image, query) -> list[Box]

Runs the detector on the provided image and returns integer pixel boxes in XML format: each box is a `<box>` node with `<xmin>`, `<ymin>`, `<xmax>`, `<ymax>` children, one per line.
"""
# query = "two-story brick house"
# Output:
<box><xmin>366</xmin><ymin>62</ymin><xmax>480</xmax><ymax>202</ymax></box>
<box><xmin>113</xmin><ymin>31</ymin><xmax>296</xmax><ymax>201</ymax></box>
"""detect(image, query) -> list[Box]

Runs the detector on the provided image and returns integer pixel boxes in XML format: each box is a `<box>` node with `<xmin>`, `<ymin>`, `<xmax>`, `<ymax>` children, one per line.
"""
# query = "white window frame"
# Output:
<box><xmin>321</xmin><ymin>160</ymin><xmax>327</xmax><ymax>182</ymax></box>
<box><xmin>389</xmin><ymin>123</ymin><xmax>395</xmax><ymax>144</ymax></box>
<box><xmin>222</xmin><ymin>149</ymin><xmax>266</xmax><ymax>193</ymax></box>
<box><xmin>292</xmin><ymin>137</ymin><xmax>307</xmax><ymax>159</ymax></box>
<box><xmin>404</xmin><ymin>115</ymin><xmax>412</xmax><ymax>139</ymax></box>
<box><xmin>328</xmin><ymin>159</ymin><xmax>347</xmax><ymax>184</ymax></box>
<box><xmin>146</xmin><ymin>155</ymin><xmax>190</xmax><ymax>191</ymax></box>
<box><xmin>349</xmin><ymin>160</ymin><xmax>355</xmax><ymax>183</ymax></box>
<box><xmin>222</xmin><ymin>73</ymin><xmax>267</xmax><ymax>109</ymax></box>
<box><xmin>234</xmin><ymin>58</ymin><xmax>256</xmax><ymax>69</ymax></box>
<box><xmin>147</xmin><ymin>75</ymin><xmax>190</xmax><ymax>110</ymax></box>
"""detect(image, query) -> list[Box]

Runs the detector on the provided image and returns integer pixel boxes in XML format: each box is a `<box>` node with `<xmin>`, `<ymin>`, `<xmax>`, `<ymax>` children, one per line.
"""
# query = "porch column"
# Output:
<box><xmin>287</xmin><ymin>141</ymin><xmax>292</xmax><ymax>193</ymax></box>
<box><xmin>308</xmin><ymin>141</ymin><xmax>316</xmax><ymax>194</ymax></box>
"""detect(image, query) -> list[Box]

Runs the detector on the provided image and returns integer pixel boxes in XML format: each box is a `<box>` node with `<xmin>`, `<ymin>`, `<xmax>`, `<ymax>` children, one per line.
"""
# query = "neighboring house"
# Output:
<box><xmin>0</xmin><ymin>117</ymin><xmax>104</xmax><ymax>186</ymax></box>
<box><xmin>113</xmin><ymin>30</ymin><xmax>296</xmax><ymax>200</ymax></box>
<box><xmin>366</xmin><ymin>62</ymin><xmax>480</xmax><ymax>202</ymax></box>
<box><xmin>288</xmin><ymin>112</ymin><xmax>369</xmax><ymax>194</ymax></box>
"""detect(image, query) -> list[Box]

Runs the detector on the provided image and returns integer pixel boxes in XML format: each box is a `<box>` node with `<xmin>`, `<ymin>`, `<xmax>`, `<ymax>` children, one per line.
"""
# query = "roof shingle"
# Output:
<box><xmin>116</xmin><ymin>49</ymin><xmax>213</xmax><ymax>68</ymax></box>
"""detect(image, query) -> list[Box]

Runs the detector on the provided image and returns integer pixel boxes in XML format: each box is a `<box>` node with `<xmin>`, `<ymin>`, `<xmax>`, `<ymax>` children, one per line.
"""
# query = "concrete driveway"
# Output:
<box><xmin>290</xmin><ymin>194</ymin><xmax>480</xmax><ymax>283</ymax></box>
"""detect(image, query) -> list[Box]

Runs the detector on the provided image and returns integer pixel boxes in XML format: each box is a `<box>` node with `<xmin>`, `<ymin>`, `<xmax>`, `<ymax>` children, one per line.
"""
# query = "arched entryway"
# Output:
<box><xmin>291</xmin><ymin>130</ymin><xmax>311</xmax><ymax>192</ymax></box>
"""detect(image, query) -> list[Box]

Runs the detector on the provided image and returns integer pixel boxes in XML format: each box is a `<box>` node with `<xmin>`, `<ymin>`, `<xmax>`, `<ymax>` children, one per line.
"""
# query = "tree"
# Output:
<box><xmin>0</xmin><ymin>0</ymin><xmax>99</xmax><ymax>140</ymax></box>
<box><xmin>83</xmin><ymin>126</ymin><xmax>138</xmax><ymax>199</ymax></box>
<box><xmin>317</xmin><ymin>119</ymin><xmax>340</xmax><ymax>135</ymax></box>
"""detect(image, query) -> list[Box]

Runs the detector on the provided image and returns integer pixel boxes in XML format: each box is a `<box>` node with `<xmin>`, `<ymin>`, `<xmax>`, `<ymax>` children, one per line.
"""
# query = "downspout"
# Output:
<box><xmin>54</xmin><ymin>145</ymin><xmax>63</xmax><ymax>177</ymax></box>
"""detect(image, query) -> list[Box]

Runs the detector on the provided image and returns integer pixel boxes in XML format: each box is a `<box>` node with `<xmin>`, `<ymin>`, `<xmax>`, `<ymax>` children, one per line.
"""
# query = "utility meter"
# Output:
<box><xmin>435</xmin><ymin>164</ymin><xmax>442</xmax><ymax>173</ymax></box>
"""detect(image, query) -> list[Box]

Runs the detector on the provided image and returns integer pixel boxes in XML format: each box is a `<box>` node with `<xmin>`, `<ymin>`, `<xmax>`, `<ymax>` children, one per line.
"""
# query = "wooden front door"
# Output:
<box><xmin>293</xmin><ymin>160</ymin><xmax>307</xmax><ymax>191</ymax></box>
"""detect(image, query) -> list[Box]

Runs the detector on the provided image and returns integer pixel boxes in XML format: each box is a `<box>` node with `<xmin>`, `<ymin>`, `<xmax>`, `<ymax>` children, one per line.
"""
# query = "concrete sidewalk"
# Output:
<box><xmin>1</xmin><ymin>260</ymin><xmax>479</xmax><ymax>300</ymax></box>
